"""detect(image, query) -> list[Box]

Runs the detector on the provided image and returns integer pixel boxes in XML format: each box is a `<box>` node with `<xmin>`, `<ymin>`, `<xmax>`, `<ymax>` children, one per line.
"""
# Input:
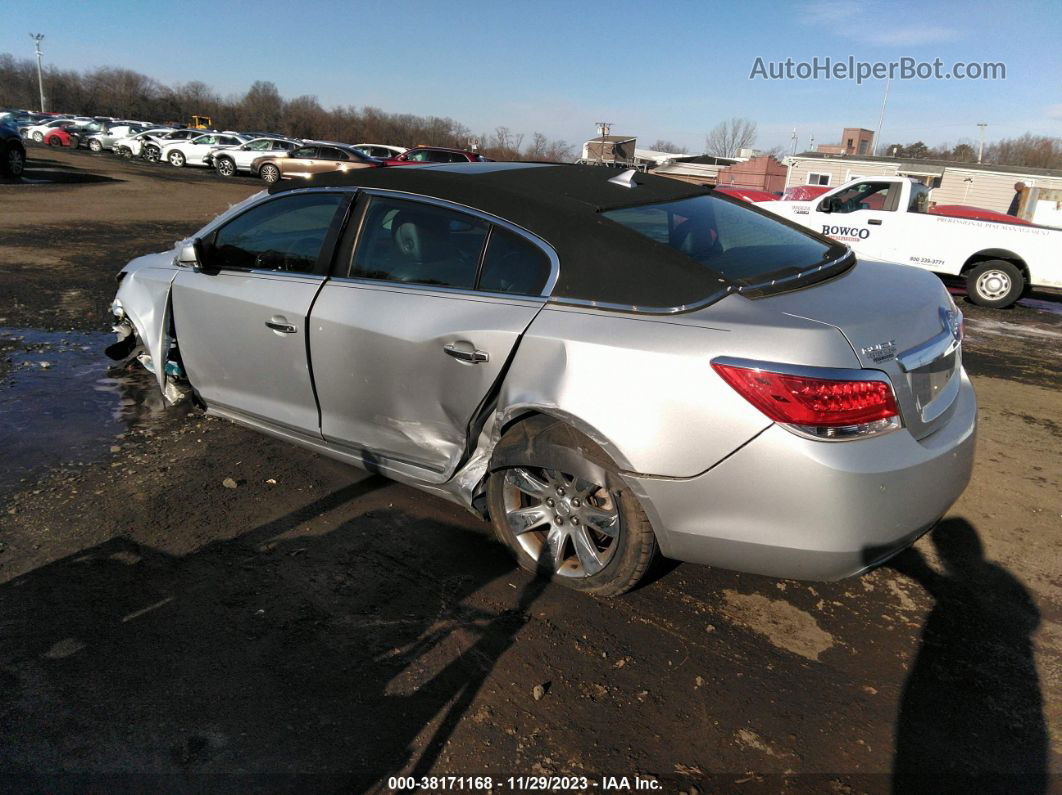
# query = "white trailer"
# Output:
<box><xmin>758</xmin><ymin>176</ymin><xmax>1062</xmax><ymax>307</ymax></box>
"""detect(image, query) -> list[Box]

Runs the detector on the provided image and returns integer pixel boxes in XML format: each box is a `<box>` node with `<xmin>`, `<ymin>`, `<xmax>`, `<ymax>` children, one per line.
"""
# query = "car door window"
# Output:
<box><xmin>349</xmin><ymin>197</ymin><xmax>488</xmax><ymax>288</ymax></box>
<box><xmin>290</xmin><ymin>146</ymin><xmax>318</xmax><ymax>159</ymax></box>
<box><xmin>318</xmin><ymin>147</ymin><xmax>348</xmax><ymax>161</ymax></box>
<box><xmin>273</xmin><ymin>140</ymin><xmax>294</xmax><ymax>151</ymax></box>
<box><xmin>823</xmin><ymin>181</ymin><xmax>898</xmax><ymax>213</ymax></box>
<box><xmin>245</xmin><ymin>139</ymin><xmax>272</xmax><ymax>151</ymax></box>
<box><xmin>203</xmin><ymin>194</ymin><xmax>345</xmax><ymax>274</ymax></box>
<box><xmin>477</xmin><ymin>227</ymin><xmax>552</xmax><ymax>295</ymax></box>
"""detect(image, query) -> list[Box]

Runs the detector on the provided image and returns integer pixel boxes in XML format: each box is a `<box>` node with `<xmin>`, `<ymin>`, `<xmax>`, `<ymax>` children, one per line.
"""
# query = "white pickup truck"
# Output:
<box><xmin>758</xmin><ymin>176</ymin><xmax>1062</xmax><ymax>308</ymax></box>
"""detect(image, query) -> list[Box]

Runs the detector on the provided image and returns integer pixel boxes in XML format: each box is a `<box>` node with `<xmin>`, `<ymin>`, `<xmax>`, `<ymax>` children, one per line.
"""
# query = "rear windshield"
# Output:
<box><xmin>602</xmin><ymin>194</ymin><xmax>847</xmax><ymax>291</ymax></box>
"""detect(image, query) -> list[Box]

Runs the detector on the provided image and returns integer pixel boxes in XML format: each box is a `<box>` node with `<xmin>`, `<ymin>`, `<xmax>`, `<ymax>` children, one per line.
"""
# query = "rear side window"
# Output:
<box><xmin>478</xmin><ymin>227</ymin><xmax>551</xmax><ymax>295</ymax></box>
<box><xmin>603</xmin><ymin>195</ymin><xmax>844</xmax><ymax>288</ymax></box>
<box><xmin>349</xmin><ymin>197</ymin><xmax>488</xmax><ymax>288</ymax></box>
<box><xmin>204</xmin><ymin>194</ymin><xmax>344</xmax><ymax>274</ymax></box>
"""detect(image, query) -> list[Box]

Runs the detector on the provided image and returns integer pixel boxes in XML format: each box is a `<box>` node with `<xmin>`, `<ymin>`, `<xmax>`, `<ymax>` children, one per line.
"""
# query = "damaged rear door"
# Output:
<box><xmin>310</xmin><ymin>193</ymin><xmax>556</xmax><ymax>479</ymax></box>
<box><xmin>171</xmin><ymin>191</ymin><xmax>350</xmax><ymax>433</ymax></box>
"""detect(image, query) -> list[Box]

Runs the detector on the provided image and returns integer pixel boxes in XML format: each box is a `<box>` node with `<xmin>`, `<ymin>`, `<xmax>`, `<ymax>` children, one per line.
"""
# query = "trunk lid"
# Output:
<box><xmin>753</xmin><ymin>261</ymin><xmax>963</xmax><ymax>439</ymax></box>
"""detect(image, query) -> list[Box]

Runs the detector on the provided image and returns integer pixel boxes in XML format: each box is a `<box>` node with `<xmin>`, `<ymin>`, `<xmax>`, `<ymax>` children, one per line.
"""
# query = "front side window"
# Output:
<box><xmin>246</xmin><ymin>139</ymin><xmax>272</xmax><ymax>151</ymax></box>
<box><xmin>822</xmin><ymin>181</ymin><xmax>898</xmax><ymax>213</ymax></box>
<box><xmin>192</xmin><ymin>135</ymin><xmax>217</xmax><ymax>145</ymax></box>
<box><xmin>274</xmin><ymin>140</ymin><xmax>295</xmax><ymax>151</ymax></box>
<box><xmin>349</xmin><ymin>197</ymin><xmax>488</xmax><ymax>288</ymax></box>
<box><xmin>603</xmin><ymin>194</ymin><xmax>844</xmax><ymax>289</ymax></box>
<box><xmin>203</xmin><ymin>194</ymin><xmax>344</xmax><ymax>274</ymax></box>
<box><xmin>317</xmin><ymin>147</ymin><xmax>348</xmax><ymax>161</ymax></box>
<box><xmin>290</xmin><ymin>146</ymin><xmax>317</xmax><ymax>159</ymax></box>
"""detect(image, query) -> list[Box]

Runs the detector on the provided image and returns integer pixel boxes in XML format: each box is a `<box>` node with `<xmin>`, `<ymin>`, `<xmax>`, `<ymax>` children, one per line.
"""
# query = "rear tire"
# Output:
<box><xmin>486</xmin><ymin>420</ymin><xmax>656</xmax><ymax>596</ymax></box>
<box><xmin>46</xmin><ymin>135</ymin><xmax>61</xmax><ymax>147</ymax></box>
<box><xmin>168</xmin><ymin>150</ymin><xmax>186</xmax><ymax>167</ymax></box>
<box><xmin>965</xmin><ymin>260</ymin><xmax>1023</xmax><ymax>308</ymax></box>
<box><xmin>145</xmin><ymin>145</ymin><xmax>160</xmax><ymax>162</ymax></box>
<box><xmin>32</xmin><ymin>131</ymin><xmax>44</xmax><ymax>143</ymax></box>
<box><xmin>88</xmin><ymin>138</ymin><xmax>103</xmax><ymax>153</ymax></box>
<box><xmin>259</xmin><ymin>163</ymin><xmax>280</xmax><ymax>184</ymax></box>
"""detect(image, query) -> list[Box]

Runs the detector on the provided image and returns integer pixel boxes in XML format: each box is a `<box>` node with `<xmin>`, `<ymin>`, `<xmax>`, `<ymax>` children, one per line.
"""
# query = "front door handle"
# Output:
<box><xmin>444</xmin><ymin>342</ymin><xmax>489</xmax><ymax>364</ymax></box>
<box><xmin>265</xmin><ymin>320</ymin><xmax>297</xmax><ymax>334</ymax></box>
<box><xmin>868</xmin><ymin>219</ymin><xmax>883</xmax><ymax>225</ymax></box>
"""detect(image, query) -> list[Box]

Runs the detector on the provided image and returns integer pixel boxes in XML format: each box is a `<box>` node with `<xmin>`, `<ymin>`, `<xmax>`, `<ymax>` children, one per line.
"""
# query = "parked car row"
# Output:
<box><xmin>4</xmin><ymin>107</ymin><xmax>493</xmax><ymax>184</ymax></box>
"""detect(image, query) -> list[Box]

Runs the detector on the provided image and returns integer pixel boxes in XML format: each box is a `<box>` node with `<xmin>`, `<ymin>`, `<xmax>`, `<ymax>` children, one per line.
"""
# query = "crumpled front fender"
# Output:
<box><xmin>113</xmin><ymin>251</ymin><xmax>180</xmax><ymax>395</ymax></box>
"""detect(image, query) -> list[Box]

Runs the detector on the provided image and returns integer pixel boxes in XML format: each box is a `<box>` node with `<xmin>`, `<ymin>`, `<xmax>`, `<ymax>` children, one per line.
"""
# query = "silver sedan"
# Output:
<box><xmin>108</xmin><ymin>163</ymin><xmax>975</xmax><ymax>595</ymax></box>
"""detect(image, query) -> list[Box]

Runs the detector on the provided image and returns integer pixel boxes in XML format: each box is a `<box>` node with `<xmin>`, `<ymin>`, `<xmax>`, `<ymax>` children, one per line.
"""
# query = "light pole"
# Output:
<box><xmin>977</xmin><ymin>122</ymin><xmax>987</xmax><ymax>163</ymax></box>
<box><xmin>872</xmin><ymin>77</ymin><xmax>891</xmax><ymax>156</ymax></box>
<box><xmin>29</xmin><ymin>33</ymin><xmax>46</xmax><ymax>113</ymax></box>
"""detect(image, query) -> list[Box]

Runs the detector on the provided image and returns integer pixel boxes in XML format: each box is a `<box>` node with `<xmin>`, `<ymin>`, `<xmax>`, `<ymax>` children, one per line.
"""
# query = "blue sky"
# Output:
<box><xmin>4</xmin><ymin>0</ymin><xmax>1060</xmax><ymax>152</ymax></box>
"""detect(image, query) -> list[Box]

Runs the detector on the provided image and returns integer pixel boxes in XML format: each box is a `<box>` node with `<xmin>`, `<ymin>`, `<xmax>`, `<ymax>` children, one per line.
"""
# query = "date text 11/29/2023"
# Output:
<box><xmin>387</xmin><ymin>775</ymin><xmax>662</xmax><ymax>790</ymax></box>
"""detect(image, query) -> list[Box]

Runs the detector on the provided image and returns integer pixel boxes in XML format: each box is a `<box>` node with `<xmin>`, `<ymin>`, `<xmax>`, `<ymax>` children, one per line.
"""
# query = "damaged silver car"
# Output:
<box><xmin>109</xmin><ymin>163</ymin><xmax>976</xmax><ymax>596</ymax></box>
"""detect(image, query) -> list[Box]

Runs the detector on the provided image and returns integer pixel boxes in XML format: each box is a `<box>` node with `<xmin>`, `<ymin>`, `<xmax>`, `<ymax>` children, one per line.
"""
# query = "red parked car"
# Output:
<box><xmin>384</xmin><ymin>146</ymin><xmax>493</xmax><ymax>166</ymax></box>
<box><xmin>781</xmin><ymin>184</ymin><xmax>832</xmax><ymax>202</ymax></box>
<box><xmin>713</xmin><ymin>187</ymin><xmax>779</xmax><ymax>203</ymax></box>
<box><xmin>41</xmin><ymin>124</ymin><xmax>81</xmax><ymax>148</ymax></box>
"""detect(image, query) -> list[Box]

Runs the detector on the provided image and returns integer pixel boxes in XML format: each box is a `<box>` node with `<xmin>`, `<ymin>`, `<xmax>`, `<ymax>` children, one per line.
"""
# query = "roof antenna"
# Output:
<box><xmin>608</xmin><ymin>168</ymin><xmax>638</xmax><ymax>188</ymax></box>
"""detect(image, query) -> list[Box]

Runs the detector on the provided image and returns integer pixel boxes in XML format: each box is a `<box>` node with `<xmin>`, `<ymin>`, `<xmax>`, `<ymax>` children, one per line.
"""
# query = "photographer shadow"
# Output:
<box><xmin>881</xmin><ymin>518</ymin><xmax>1047</xmax><ymax>793</ymax></box>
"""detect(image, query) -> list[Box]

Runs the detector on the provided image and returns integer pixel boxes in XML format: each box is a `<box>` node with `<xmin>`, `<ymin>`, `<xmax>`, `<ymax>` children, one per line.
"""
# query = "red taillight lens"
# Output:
<box><xmin>712</xmin><ymin>362</ymin><xmax>899</xmax><ymax>427</ymax></box>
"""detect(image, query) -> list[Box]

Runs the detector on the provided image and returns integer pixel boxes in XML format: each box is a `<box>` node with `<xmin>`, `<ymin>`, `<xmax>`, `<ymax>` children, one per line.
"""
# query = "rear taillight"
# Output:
<box><xmin>712</xmin><ymin>360</ymin><xmax>901</xmax><ymax>440</ymax></box>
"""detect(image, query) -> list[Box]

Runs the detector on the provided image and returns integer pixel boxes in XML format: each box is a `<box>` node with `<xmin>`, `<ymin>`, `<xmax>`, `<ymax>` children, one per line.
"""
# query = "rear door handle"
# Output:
<box><xmin>265</xmin><ymin>320</ymin><xmax>297</xmax><ymax>334</ymax></box>
<box><xmin>868</xmin><ymin>219</ymin><xmax>883</xmax><ymax>225</ymax></box>
<box><xmin>444</xmin><ymin>342</ymin><xmax>489</xmax><ymax>364</ymax></box>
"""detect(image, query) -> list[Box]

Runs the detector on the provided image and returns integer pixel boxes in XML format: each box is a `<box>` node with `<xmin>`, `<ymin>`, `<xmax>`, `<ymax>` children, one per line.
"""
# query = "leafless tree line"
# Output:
<box><xmin>0</xmin><ymin>53</ymin><xmax>574</xmax><ymax>161</ymax></box>
<box><xmin>881</xmin><ymin>133</ymin><xmax>1062</xmax><ymax>170</ymax></box>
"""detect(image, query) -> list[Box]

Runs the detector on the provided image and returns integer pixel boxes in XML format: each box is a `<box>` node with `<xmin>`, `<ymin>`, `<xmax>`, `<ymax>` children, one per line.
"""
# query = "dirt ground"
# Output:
<box><xmin>1</xmin><ymin>146</ymin><xmax>1060</xmax><ymax>793</ymax></box>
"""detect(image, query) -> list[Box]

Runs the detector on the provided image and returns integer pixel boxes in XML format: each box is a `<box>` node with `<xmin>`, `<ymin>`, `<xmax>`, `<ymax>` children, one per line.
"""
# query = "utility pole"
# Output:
<box><xmin>29</xmin><ymin>33</ymin><xmax>46</xmax><ymax>113</ymax></box>
<box><xmin>872</xmin><ymin>77</ymin><xmax>891</xmax><ymax>156</ymax></box>
<box><xmin>790</xmin><ymin>128</ymin><xmax>797</xmax><ymax>155</ymax></box>
<box><xmin>808</xmin><ymin>133</ymin><xmax>815</xmax><ymax>151</ymax></box>
<box><xmin>977</xmin><ymin>122</ymin><xmax>988</xmax><ymax>163</ymax></box>
<box><xmin>594</xmin><ymin>119</ymin><xmax>611</xmax><ymax>163</ymax></box>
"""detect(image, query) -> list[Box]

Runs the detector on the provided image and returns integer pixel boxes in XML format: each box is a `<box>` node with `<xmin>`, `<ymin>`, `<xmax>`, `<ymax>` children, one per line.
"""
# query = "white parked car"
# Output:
<box><xmin>161</xmin><ymin>133</ymin><xmax>249</xmax><ymax>168</ymax></box>
<box><xmin>352</xmin><ymin>143</ymin><xmax>407</xmax><ymax>159</ymax></box>
<box><xmin>207</xmin><ymin>137</ymin><xmax>301</xmax><ymax>177</ymax></box>
<box><xmin>112</xmin><ymin>128</ymin><xmax>176</xmax><ymax>158</ymax></box>
<box><xmin>22</xmin><ymin>117</ymin><xmax>75</xmax><ymax>143</ymax></box>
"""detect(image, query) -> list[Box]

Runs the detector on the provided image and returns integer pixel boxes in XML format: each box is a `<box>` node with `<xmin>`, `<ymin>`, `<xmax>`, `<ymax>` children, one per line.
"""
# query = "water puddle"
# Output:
<box><xmin>0</xmin><ymin>327</ymin><xmax>180</xmax><ymax>502</ymax></box>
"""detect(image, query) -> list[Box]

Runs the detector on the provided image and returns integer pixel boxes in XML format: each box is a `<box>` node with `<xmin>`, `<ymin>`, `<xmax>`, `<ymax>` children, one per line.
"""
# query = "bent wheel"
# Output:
<box><xmin>487</xmin><ymin>423</ymin><xmax>656</xmax><ymax>596</ymax></box>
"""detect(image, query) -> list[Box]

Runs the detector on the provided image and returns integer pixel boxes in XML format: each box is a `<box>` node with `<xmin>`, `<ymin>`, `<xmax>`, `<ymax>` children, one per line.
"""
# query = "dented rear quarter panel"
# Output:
<box><xmin>496</xmin><ymin>294</ymin><xmax>863</xmax><ymax>479</ymax></box>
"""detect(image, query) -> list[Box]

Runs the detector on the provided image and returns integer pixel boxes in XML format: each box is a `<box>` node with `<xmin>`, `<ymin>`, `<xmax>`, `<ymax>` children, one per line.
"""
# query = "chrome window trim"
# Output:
<box><xmin>548</xmin><ymin>287</ymin><xmax>733</xmax><ymax>316</ymax></box>
<box><xmin>325</xmin><ymin>275</ymin><xmax>547</xmax><ymax>306</ymax></box>
<box><xmin>353</xmin><ymin>188</ymin><xmax>560</xmax><ymax>298</ymax></box>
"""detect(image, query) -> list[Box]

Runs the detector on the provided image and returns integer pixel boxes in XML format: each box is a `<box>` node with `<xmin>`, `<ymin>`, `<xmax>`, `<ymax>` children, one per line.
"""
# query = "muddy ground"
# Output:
<box><xmin>1</xmin><ymin>146</ymin><xmax>1060</xmax><ymax>792</ymax></box>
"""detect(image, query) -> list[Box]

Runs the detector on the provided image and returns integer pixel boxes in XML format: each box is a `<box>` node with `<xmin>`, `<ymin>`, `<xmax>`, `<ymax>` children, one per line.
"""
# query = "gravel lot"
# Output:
<box><xmin>1</xmin><ymin>145</ymin><xmax>1060</xmax><ymax>792</ymax></box>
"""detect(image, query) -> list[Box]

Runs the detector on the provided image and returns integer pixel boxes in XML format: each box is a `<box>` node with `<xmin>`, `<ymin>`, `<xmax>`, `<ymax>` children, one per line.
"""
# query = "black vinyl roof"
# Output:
<box><xmin>269</xmin><ymin>163</ymin><xmax>832</xmax><ymax>309</ymax></box>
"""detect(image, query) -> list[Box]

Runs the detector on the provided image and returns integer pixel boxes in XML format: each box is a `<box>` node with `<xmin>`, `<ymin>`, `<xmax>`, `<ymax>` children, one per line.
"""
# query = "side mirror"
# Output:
<box><xmin>178</xmin><ymin>238</ymin><xmax>212</xmax><ymax>272</ymax></box>
<box><xmin>819</xmin><ymin>197</ymin><xmax>839</xmax><ymax>214</ymax></box>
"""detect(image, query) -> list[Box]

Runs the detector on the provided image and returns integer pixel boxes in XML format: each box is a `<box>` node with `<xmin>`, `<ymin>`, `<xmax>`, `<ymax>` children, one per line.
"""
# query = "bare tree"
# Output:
<box><xmin>649</xmin><ymin>139</ymin><xmax>687</xmax><ymax>154</ymax></box>
<box><xmin>705</xmin><ymin>118</ymin><xmax>757</xmax><ymax>158</ymax></box>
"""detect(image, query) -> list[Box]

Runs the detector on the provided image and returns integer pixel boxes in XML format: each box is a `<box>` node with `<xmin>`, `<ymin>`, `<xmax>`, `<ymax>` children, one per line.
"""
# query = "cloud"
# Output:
<box><xmin>800</xmin><ymin>1</ymin><xmax>963</xmax><ymax>46</ymax></box>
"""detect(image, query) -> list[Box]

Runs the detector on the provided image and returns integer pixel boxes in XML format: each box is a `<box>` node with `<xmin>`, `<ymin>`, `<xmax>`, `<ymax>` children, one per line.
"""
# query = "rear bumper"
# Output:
<box><xmin>626</xmin><ymin>370</ymin><xmax>977</xmax><ymax>580</ymax></box>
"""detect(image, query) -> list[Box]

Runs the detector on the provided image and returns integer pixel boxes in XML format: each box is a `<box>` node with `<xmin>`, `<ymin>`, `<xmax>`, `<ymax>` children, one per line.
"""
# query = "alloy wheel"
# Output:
<box><xmin>7</xmin><ymin>149</ymin><xmax>25</xmax><ymax>177</ymax></box>
<box><xmin>501</xmin><ymin>467</ymin><xmax>620</xmax><ymax>578</ymax></box>
<box><xmin>217</xmin><ymin>159</ymin><xmax>235</xmax><ymax>177</ymax></box>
